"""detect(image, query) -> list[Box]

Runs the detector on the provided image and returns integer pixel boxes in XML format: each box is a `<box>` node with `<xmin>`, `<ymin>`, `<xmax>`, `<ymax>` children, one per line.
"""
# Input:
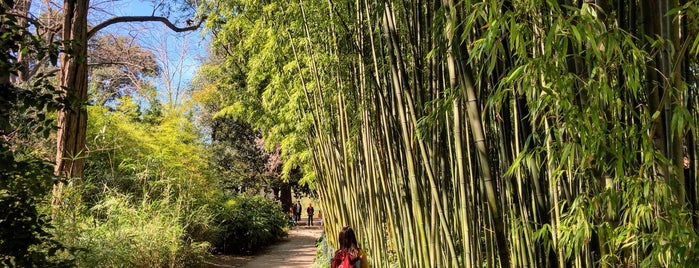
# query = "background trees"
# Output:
<box><xmin>54</xmin><ymin>0</ymin><xmax>206</xmax><ymax>179</ymax></box>
<box><xmin>210</xmin><ymin>117</ymin><xmax>269</xmax><ymax>193</ymax></box>
<box><xmin>87</xmin><ymin>34</ymin><xmax>160</xmax><ymax>106</ymax></box>
<box><xmin>3</xmin><ymin>0</ymin><xmax>291</xmax><ymax>266</ymax></box>
<box><xmin>201</xmin><ymin>0</ymin><xmax>699</xmax><ymax>267</ymax></box>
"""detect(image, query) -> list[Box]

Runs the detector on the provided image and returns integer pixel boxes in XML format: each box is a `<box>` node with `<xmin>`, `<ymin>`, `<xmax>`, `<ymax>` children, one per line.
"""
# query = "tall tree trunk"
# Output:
<box><xmin>55</xmin><ymin>0</ymin><xmax>89</xmax><ymax>179</ymax></box>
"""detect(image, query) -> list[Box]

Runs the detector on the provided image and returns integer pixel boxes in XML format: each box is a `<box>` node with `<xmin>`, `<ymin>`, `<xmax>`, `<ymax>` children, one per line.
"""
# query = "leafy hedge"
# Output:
<box><xmin>213</xmin><ymin>195</ymin><xmax>288</xmax><ymax>254</ymax></box>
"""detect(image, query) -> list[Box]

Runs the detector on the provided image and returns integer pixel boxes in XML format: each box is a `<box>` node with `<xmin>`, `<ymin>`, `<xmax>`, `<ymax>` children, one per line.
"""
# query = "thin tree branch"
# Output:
<box><xmin>87</xmin><ymin>61</ymin><xmax>152</xmax><ymax>70</ymax></box>
<box><xmin>87</xmin><ymin>15</ymin><xmax>207</xmax><ymax>39</ymax></box>
<box><xmin>9</xmin><ymin>13</ymin><xmax>63</xmax><ymax>33</ymax></box>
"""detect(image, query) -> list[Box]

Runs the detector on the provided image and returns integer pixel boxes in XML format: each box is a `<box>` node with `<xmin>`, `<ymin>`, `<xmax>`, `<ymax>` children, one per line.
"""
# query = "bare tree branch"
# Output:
<box><xmin>87</xmin><ymin>15</ymin><xmax>207</xmax><ymax>39</ymax></box>
<box><xmin>8</xmin><ymin>13</ymin><xmax>63</xmax><ymax>35</ymax></box>
<box><xmin>88</xmin><ymin>61</ymin><xmax>151</xmax><ymax>69</ymax></box>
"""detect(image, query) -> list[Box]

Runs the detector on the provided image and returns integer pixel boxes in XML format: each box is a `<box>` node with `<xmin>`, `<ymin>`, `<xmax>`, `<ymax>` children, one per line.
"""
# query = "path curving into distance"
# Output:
<box><xmin>204</xmin><ymin>224</ymin><xmax>324</xmax><ymax>268</ymax></box>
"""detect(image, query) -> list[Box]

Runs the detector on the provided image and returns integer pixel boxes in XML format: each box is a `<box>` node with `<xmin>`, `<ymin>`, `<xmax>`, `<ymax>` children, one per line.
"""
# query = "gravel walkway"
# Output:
<box><xmin>204</xmin><ymin>225</ymin><xmax>324</xmax><ymax>268</ymax></box>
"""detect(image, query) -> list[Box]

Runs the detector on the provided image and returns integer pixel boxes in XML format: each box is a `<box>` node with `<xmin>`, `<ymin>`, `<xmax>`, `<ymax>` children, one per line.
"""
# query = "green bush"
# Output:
<box><xmin>43</xmin><ymin>95</ymin><xmax>221</xmax><ymax>267</ymax></box>
<box><xmin>0</xmin><ymin>156</ymin><xmax>73</xmax><ymax>267</ymax></box>
<box><xmin>213</xmin><ymin>195</ymin><xmax>288</xmax><ymax>254</ymax></box>
<box><xmin>312</xmin><ymin>231</ymin><xmax>332</xmax><ymax>268</ymax></box>
<box><xmin>0</xmin><ymin>2</ymin><xmax>70</xmax><ymax>266</ymax></box>
<box><xmin>50</xmin><ymin>183</ymin><xmax>211</xmax><ymax>267</ymax></box>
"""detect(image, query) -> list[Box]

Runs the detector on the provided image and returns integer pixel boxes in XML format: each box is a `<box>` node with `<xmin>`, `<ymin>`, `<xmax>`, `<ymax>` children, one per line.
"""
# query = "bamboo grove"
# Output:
<box><xmin>199</xmin><ymin>0</ymin><xmax>699</xmax><ymax>267</ymax></box>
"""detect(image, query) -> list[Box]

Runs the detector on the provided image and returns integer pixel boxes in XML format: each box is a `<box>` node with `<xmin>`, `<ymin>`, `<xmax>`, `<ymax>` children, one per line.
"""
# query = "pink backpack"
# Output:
<box><xmin>332</xmin><ymin>250</ymin><xmax>358</xmax><ymax>268</ymax></box>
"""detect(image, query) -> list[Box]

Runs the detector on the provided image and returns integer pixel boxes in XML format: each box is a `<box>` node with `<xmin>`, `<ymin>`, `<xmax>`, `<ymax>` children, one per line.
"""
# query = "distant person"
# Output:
<box><xmin>318</xmin><ymin>210</ymin><xmax>323</xmax><ymax>226</ymax></box>
<box><xmin>288</xmin><ymin>206</ymin><xmax>295</xmax><ymax>226</ymax></box>
<box><xmin>307</xmin><ymin>203</ymin><xmax>315</xmax><ymax>226</ymax></box>
<box><xmin>331</xmin><ymin>226</ymin><xmax>368</xmax><ymax>268</ymax></box>
<box><xmin>294</xmin><ymin>200</ymin><xmax>302</xmax><ymax>224</ymax></box>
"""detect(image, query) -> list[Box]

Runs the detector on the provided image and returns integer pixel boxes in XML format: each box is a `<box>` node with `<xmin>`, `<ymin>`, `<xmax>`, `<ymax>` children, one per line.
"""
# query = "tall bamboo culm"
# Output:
<box><xmin>206</xmin><ymin>0</ymin><xmax>699</xmax><ymax>266</ymax></box>
<box><xmin>288</xmin><ymin>0</ymin><xmax>699</xmax><ymax>267</ymax></box>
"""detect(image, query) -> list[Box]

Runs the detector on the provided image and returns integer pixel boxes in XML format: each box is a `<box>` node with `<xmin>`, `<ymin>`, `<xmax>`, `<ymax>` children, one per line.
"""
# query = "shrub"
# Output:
<box><xmin>50</xmin><ymin>184</ymin><xmax>211</xmax><ymax>267</ymax></box>
<box><xmin>212</xmin><ymin>194</ymin><xmax>288</xmax><ymax>254</ymax></box>
<box><xmin>0</xmin><ymin>156</ymin><xmax>73</xmax><ymax>267</ymax></box>
<box><xmin>0</xmin><ymin>2</ymin><xmax>70</xmax><ymax>266</ymax></box>
<box><xmin>312</xmin><ymin>231</ymin><xmax>333</xmax><ymax>268</ymax></box>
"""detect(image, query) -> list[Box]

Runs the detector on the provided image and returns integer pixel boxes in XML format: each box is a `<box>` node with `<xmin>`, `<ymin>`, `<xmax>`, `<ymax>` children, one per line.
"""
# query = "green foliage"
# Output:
<box><xmin>209</xmin><ymin>117</ymin><xmax>268</xmax><ymax>192</ymax></box>
<box><xmin>686</xmin><ymin>0</ymin><xmax>699</xmax><ymax>56</ymax></box>
<box><xmin>197</xmin><ymin>0</ymin><xmax>317</xmax><ymax>186</ymax></box>
<box><xmin>47</xmin><ymin>96</ymin><xmax>219</xmax><ymax>266</ymax></box>
<box><xmin>85</xmin><ymin>99</ymin><xmax>215</xmax><ymax>200</ymax></box>
<box><xmin>0</xmin><ymin>2</ymin><xmax>70</xmax><ymax>266</ymax></box>
<box><xmin>312</xmin><ymin>232</ymin><xmax>333</xmax><ymax>268</ymax></box>
<box><xmin>50</xmin><ymin>183</ymin><xmax>210</xmax><ymax>267</ymax></box>
<box><xmin>212</xmin><ymin>194</ymin><xmax>288</xmax><ymax>254</ymax></box>
<box><xmin>552</xmin><ymin>177</ymin><xmax>699</xmax><ymax>267</ymax></box>
<box><xmin>195</xmin><ymin>0</ymin><xmax>699</xmax><ymax>267</ymax></box>
<box><xmin>0</xmin><ymin>156</ymin><xmax>72</xmax><ymax>267</ymax></box>
<box><xmin>478</xmin><ymin>0</ymin><xmax>699</xmax><ymax>266</ymax></box>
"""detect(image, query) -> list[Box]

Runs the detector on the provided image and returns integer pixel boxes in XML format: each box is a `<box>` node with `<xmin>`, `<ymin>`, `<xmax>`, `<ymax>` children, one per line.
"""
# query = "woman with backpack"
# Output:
<box><xmin>331</xmin><ymin>226</ymin><xmax>368</xmax><ymax>268</ymax></box>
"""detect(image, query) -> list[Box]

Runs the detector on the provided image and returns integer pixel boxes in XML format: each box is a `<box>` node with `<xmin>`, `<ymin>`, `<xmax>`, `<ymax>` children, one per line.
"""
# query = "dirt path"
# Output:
<box><xmin>203</xmin><ymin>225</ymin><xmax>324</xmax><ymax>268</ymax></box>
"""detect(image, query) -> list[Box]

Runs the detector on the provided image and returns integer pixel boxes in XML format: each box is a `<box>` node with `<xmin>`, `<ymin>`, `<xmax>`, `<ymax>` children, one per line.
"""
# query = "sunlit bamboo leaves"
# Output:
<box><xmin>200</xmin><ymin>0</ymin><xmax>698</xmax><ymax>267</ymax></box>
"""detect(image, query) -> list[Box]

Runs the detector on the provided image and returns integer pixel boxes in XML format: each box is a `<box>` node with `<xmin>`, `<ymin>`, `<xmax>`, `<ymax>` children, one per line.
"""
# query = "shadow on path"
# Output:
<box><xmin>203</xmin><ymin>226</ymin><xmax>323</xmax><ymax>268</ymax></box>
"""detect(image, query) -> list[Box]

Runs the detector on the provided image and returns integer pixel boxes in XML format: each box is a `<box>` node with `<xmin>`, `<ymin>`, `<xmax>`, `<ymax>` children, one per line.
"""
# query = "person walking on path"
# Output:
<box><xmin>293</xmin><ymin>201</ymin><xmax>302</xmax><ymax>224</ymax></box>
<box><xmin>288</xmin><ymin>206</ymin><xmax>295</xmax><ymax>226</ymax></box>
<box><xmin>306</xmin><ymin>203</ymin><xmax>315</xmax><ymax>226</ymax></box>
<box><xmin>331</xmin><ymin>226</ymin><xmax>369</xmax><ymax>268</ymax></box>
